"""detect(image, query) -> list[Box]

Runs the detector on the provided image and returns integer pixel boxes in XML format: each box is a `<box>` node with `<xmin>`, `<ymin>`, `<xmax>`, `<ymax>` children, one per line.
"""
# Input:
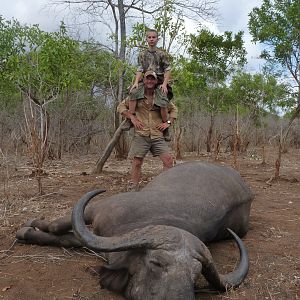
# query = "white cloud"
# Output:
<box><xmin>1</xmin><ymin>0</ymin><xmax>60</xmax><ymax>32</ymax></box>
<box><xmin>216</xmin><ymin>0</ymin><xmax>262</xmax><ymax>31</ymax></box>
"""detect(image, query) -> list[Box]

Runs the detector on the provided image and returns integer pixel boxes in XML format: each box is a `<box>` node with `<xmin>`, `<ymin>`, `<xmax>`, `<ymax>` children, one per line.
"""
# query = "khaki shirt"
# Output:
<box><xmin>130</xmin><ymin>83</ymin><xmax>169</xmax><ymax>107</ymax></box>
<box><xmin>117</xmin><ymin>97</ymin><xmax>178</xmax><ymax>139</ymax></box>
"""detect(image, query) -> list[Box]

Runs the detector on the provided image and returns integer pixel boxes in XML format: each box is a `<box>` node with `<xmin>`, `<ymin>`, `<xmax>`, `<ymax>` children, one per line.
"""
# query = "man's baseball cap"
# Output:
<box><xmin>144</xmin><ymin>70</ymin><xmax>157</xmax><ymax>79</ymax></box>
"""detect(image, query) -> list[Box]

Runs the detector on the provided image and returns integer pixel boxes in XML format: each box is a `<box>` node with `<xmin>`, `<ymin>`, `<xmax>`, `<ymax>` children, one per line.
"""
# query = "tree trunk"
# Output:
<box><xmin>274</xmin><ymin>142</ymin><xmax>282</xmax><ymax>179</ymax></box>
<box><xmin>261</xmin><ymin>128</ymin><xmax>266</xmax><ymax>166</ymax></box>
<box><xmin>206</xmin><ymin>113</ymin><xmax>214</xmax><ymax>153</ymax></box>
<box><xmin>93</xmin><ymin>120</ymin><xmax>128</xmax><ymax>174</ymax></box>
<box><xmin>261</xmin><ymin>145</ymin><xmax>266</xmax><ymax>166</ymax></box>
<box><xmin>57</xmin><ymin>118</ymin><xmax>63</xmax><ymax>159</ymax></box>
<box><xmin>114</xmin><ymin>104</ymin><xmax>128</xmax><ymax>159</ymax></box>
<box><xmin>233</xmin><ymin>105</ymin><xmax>240</xmax><ymax>169</ymax></box>
<box><xmin>114</xmin><ymin>0</ymin><xmax>128</xmax><ymax>159</ymax></box>
<box><xmin>174</xmin><ymin>126</ymin><xmax>183</xmax><ymax>160</ymax></box>
<box><xmin>25</xmin><ymin>97</ymin><xmax>50</xmax><ymax>195</ymax></box>
<box><xmin>273</xmin><ymin>103</ymin><xmax>300</xmax><ymax>178</ymax></box>
<box><xmin>213</xmin><ymin>133</ymin><xmax>222</xmax><ymax>161</ymax></box>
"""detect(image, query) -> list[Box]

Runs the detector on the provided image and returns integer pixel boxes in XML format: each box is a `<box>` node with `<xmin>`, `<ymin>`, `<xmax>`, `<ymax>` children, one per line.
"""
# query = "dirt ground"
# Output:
<box><xmin>0</xmin><ymin>148</ymin><xmax>299</xmax><ymax>300</ymax></box>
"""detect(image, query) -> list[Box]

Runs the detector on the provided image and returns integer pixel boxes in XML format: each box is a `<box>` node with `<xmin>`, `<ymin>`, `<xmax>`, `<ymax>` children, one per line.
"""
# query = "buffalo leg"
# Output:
<box><xmin>16</xmin><ymin>227</ymin><xmax>82</xmax><ymax>248</ymax></box>
<box><xmin>25</xmin><ymin>216</ymin><xmax>72</xmax><ymax>235</ymax></box>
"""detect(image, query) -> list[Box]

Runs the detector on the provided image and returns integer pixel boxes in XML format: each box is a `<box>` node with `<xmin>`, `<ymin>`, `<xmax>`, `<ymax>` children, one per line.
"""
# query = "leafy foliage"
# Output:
<box><xmin>188</xmin><ymin>29</ymin><xmax>247</xmax><ymax>82</ymax></box>
<box><xmin>249</xmin><ymin>0</ymin><xmax>300</xmax><ymax>90</ymax></box>
<box><xmin>230</xmin><ymin>72</ymin><xmax>294</xmax><ymax>119</ymax></box>
<box><xmin>2</xmin><ymin>21</ymin><xmax>85</xmax><ymax>104</ymax></box>
<box><xmin>173</xmin><ymin>29</ymin><xmax>247</xmax><ymax>115</ymax></box>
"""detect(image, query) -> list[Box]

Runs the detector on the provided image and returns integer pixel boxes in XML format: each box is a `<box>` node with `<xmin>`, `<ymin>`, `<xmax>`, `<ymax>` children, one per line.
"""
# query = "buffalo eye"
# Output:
<box><xmin>149</xmin><ymin>259</ymin><xmax>163</xmax><ymax>268</ymax></box>
<box><xmin>147</xmin><ymin>250</ymin><xmax>171</xmax><ymax>271</ymax></box>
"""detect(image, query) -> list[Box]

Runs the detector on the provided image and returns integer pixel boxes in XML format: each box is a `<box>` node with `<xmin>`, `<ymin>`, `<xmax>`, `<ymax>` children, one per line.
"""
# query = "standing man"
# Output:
<box><xmin>117</xmin><ymin>70</ymin><xmax>178</xmax><ymax>191</ymax></box>
<box><xmin>127</xmin><ymin>29</ymin><xmax>173</xmax><ymax>140</ymax></box>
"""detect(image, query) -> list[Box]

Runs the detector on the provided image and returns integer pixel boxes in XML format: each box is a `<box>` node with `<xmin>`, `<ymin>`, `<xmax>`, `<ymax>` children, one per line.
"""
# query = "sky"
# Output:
<box><xmin>1</xmin><ymin>0</ymin><xmax>265</xmax><ymax>72</ymax></box>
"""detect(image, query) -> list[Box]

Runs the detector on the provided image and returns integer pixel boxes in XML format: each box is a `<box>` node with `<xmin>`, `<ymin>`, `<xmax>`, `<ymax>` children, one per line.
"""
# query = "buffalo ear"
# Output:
<box><xmin>97</xmin><ymin>265</ymin><xmax>129</xmax><ymax>293</ymax></box>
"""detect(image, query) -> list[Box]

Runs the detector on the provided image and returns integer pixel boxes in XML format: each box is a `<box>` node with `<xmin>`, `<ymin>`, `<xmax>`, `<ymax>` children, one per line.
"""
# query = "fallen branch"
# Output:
<box><xmin>93</xmin><ymin>119</ymin><xmax>129</xmax><ymax>174</ymax></box>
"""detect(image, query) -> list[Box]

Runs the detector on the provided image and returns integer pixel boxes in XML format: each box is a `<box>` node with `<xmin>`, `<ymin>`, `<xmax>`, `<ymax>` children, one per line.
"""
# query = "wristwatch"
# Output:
<box><xmin>166</xmin><ymin>120</ymin><xmax>172</xmax><ymax>125</ymax></box>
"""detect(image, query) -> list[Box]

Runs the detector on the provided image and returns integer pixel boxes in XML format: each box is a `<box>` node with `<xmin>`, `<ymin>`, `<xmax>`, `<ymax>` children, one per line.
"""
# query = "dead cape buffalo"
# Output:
<box><xmin>16</xmin><ymin>161</ymin><xmax>254</xmax><ymax>300</ymax></box>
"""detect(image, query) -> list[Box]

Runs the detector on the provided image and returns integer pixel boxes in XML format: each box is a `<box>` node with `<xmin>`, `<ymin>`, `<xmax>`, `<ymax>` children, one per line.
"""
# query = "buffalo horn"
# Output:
<box><xmin>72</xmin><ymin>189</ymin><xmax>180</xmax><ymax>251</ymax></box>
<box><xmin>199</xmin><ymin>228</ymin><xmax>249</xmax><ymax>291</ymax></box>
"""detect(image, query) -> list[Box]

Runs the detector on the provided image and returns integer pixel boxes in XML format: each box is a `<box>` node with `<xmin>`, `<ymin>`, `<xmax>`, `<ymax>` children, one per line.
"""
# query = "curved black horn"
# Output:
<box><xmin>200</xmin><ymin>228</ymin><xmax>249</xmax><ymax>291</ymax></box>
<box><xmin>72</xmin><ymin>190</ymin><xmax>179</xmax><ymax>252</ymax></box>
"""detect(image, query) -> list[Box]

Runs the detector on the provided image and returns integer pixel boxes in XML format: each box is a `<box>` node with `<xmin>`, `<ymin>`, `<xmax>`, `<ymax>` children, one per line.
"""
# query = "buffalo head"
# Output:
<box><xmin>72</xmin><ymin>190</ymin><xmax>249</xmax><ymax>300</ymax></box>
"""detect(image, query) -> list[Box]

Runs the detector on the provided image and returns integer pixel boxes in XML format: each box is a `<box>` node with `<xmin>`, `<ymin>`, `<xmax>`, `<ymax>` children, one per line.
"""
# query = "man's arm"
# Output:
<box><xmin>155</xmin><ymin>101</ymin><xmax>177</xmax><ymax>132</ymax></box>
<box><xmin>117</xmin><ymin>99</ymin><xmax>135</xmax><ymax>120</ymax></box>
<box><xmin>168</xmin><ymin>101</ymin><xmax>178</xmax><ymax>120</ymax></box>
<box><xmin>160</xmin><ymin>70</ymin><xmax>171</xmax><ymax>94</ymax></box>
<box><xmin>133</xmin><ymin>71</ymin><xmax>143</xmax><ymax>86</ymax></box>
<box><xmin>160</xmin><ymin>51</ymin><xmax>172</xmax><ymax>94</ymax></box>
<box><xmin>116</xmin><ymin>99</ymin><xmax>129</xmax><ymax>115</ymax></box>
<box><xmin>117</xmin><ymin>99</ymin><xmax>144</xmax><ymax>130</ymax></box>
<box><xmin>129</xmin><ymin>71</ymin><xmax>143</xmax><ymax>93</ymax></box>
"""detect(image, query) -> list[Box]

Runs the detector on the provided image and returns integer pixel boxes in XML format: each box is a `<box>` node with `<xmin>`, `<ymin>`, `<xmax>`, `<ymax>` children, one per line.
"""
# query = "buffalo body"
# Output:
<box><xmin>17</xmin><ymin>161</ymin><xmax>254</xmax><ymax>300</ymax></box>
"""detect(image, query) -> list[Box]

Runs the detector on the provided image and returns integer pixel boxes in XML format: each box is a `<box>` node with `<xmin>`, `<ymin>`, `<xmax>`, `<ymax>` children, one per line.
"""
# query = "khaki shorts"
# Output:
<box><xmin>128</xmin><ymin>135</ymin><xmax>170</xmax><ymax>158</ymax></box>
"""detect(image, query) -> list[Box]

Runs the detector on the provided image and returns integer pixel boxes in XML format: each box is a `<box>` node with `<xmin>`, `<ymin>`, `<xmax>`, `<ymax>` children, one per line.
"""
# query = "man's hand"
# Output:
<box><xmin>159</xmin><ymin>83</ymin><xmax>168</xmax><ymax>94</ymax></box>
<box><xmin>156</xmin><ymin>122</ymin><xmax>169</xmax><ymax>132</ymax></box>
<box><xmin>130</xmin><ymin>115</ymin><xmax>144</xmax><ymax>130</ymax></box>
<box><xmin>129</xmin><ymin>83</ymin><xmax>139</xmax><ymax>93</ymax></box>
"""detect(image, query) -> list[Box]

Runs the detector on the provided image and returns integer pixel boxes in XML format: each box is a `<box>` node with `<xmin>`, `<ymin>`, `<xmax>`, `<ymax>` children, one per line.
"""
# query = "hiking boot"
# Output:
<box><xmin>164</xmin><ymin>128</ymin><xmax>171</xmax><ymax>142</ymax></box>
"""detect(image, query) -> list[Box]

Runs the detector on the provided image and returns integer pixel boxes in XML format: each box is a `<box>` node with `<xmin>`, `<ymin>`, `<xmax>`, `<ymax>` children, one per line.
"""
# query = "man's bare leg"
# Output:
<box><xmin>159</xmin><ymin>152</ymin><xmax>173</xmax><ymax>170</ymax></box>
<box><xmin>128</xmin><ymin>157</ymin><xmax>144</xmax><ymax>191</ymax></box>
